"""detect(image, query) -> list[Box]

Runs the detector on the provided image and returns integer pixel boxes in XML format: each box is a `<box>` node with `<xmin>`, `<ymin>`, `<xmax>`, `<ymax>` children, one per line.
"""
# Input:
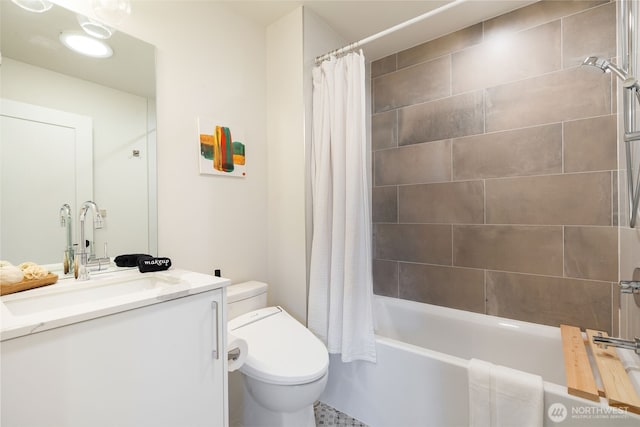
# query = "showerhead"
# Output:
<box><xmin>582</xmin><ymin>56</ymin><xmax>611</xmax><ymax>72</ymax></box>
<box><xmin>582</xmin><ymin>56</ymin><xmax>638</xmax><ymax>89</ymax></box>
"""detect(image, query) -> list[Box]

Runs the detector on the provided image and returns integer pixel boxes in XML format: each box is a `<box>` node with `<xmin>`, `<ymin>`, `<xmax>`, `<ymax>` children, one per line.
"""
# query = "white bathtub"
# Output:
<box><xmin>320</xmin><ymin>296</ymin><xmax>640</xmax><ymax>427</ymax></box>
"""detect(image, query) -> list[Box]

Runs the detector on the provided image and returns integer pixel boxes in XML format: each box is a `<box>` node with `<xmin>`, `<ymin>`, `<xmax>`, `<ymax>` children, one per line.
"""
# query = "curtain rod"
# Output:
<box><xmin>314</xmin><ymin>0</ymin><xmax>469</xmax><ymax>64</ymax></box>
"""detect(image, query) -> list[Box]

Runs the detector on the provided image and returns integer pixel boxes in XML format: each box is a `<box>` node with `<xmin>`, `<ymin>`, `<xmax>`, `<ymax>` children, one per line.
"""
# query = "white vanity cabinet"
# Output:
<box><xmin>1</xmin><ymin>288</ymin><xmax>227</xmax><ymax>427</ymax></box>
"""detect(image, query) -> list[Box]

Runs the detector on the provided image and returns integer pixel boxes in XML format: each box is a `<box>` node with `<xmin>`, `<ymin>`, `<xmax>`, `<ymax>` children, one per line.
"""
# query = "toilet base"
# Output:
<box><xmin>242</xmin><ymin>385</ymin><xmax>316</xmax><ymax>427</ymax></box>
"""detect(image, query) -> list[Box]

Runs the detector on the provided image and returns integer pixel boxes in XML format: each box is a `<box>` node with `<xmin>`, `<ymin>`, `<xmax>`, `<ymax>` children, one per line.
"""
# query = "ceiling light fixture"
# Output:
<box><xmin>92</xmin><ymin>0</ymin><xmax>131</xmax><ymax>25</ymax></box>
<box><xmin>59</xmin><ymin>31</ymin><xmax>113</xmax><ymax>59</ymax></box>
<box><xmin>77</xmin><ymin>14</ymin><xmax>115</xmax><ymax>39</ymax></box>
<box><xmin>10</xmin><ymin>0</ymin><xmax>53</xmax><ymax>13</ymax></box>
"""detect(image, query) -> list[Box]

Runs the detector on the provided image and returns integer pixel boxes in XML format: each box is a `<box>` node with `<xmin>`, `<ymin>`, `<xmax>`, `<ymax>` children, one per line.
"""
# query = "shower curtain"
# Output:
<box><xmin>308</xmin><ymin>50</ymin><xmax>376</xmax><ymax>363</ymax></box>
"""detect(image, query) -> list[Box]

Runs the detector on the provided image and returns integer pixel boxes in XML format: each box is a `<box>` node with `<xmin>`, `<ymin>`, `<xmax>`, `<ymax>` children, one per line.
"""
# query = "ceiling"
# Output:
<box><xmin>1</xmin><ymin>1</ymin><xmax>156</xmax><ymax>98</ymax></box>
<box><xmin>1</xmin><ymin>0</ymin><xmax>537</xmax><ymax>99</ymax></box>
<box><xmin>223</xmin><ymin>0</ymin><xmax>538</xmax><ymax>61</ymax></box>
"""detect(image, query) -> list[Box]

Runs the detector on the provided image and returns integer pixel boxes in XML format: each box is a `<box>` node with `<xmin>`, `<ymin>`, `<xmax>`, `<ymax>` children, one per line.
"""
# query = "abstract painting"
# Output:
<box><xmin>198</xmin><ymin>118</ymin><xmax>246</xmax><ymax>177</ymax></box>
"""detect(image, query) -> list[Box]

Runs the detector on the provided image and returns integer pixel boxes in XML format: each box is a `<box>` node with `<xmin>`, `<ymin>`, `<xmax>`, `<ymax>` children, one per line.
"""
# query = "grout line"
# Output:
<box><xmin>449</xmin><ymin>53</ymin><xmax>453</xmax><ymax>97</ymax></box>
<box><xmin>483</xmin><ymin>179</ymin><xmax>487</xmax><ymax>225</ymax></box>
<box><xmin>396</xmin><ymin>184</ymin><xmax>399</xmax><ymax>224</ymax></box>
<box><xmin>484</xmin><ymin>270</ymin><xmax>488</xmax><ymax>315</ymax></box>
<box><xmin>562</xmin><ymin>225</ymin><xmax>566</xmax><ymax>278</ymax></box>
<box><xmin>451</xmin><ymin>225</ymin><xmax>454</xmax><ymax>267</ymax></box>
<box><xmin>450</xmin><ymin>140</ymin><xmax>454</xmax><ymax>181</ymax></box>
<box><xmin>560</xmin><ymin>16</ymin><xmax>564</xmax><ymax>70</ymax></box>
<box><xmin>561</xmin><ymin>121</ymin><xmax>565</xmax><ymax>174</ymax></box>
<box><xmin>396</xmin><ymin>259</ymin><xmax>400</xmax><ymax>298</ymax></box>
<box><xmin>394</xmin><ymin>109</ymin><xmax>399</xmax><ymax>147</ymax></box>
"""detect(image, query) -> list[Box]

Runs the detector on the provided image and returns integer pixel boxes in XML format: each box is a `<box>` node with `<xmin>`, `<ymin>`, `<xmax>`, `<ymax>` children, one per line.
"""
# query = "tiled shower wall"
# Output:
<box><xmin>371</xmin><ymin>0</ymin><xmax>619</xmax><ymax>333</ymax></box>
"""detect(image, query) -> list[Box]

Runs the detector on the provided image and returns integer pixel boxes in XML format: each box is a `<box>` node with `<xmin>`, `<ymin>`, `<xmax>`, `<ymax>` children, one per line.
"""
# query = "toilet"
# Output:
<box><xmin>227</xmin><ymin>281</ymin><xmax>329</xmax><ymax>427</ymax></box>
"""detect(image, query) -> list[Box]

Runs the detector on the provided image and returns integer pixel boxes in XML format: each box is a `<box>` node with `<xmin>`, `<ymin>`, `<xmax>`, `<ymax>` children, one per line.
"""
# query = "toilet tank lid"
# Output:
<box><xmin>227</xmin><ymin>280</ymin><xmax>268</xmax><ymax>303</ymax></box>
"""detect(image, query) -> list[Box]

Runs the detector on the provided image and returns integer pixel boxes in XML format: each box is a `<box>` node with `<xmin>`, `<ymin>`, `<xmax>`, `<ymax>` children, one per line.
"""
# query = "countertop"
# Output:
<box><xmin>1</xmin><ymin>268</ymin><xmax>230</xmax><ymax>341</ymax></box>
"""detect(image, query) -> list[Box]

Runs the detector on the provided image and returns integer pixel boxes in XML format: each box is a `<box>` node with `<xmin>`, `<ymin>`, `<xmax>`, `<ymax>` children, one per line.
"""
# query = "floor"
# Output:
<box><xmin>314</xmin><ymin>401</ymin><xmax>368</xmax><ymax>427</ymax></box>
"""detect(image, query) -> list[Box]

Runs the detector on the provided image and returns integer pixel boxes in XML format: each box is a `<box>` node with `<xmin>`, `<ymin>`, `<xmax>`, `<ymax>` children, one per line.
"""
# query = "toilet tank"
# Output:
<box><xmin>227</xmin><ymin>281</ymin><xmax>268</xmax><ymax>320</ymax></box>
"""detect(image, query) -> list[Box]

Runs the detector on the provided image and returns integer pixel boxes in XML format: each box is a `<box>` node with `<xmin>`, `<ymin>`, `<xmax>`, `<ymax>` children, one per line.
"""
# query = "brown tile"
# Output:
<box><xmin>372</xmin><ymin>110</ymin><xmax>397</xmax><ymax>151</ymax></box>
<box><xmin>397</xmin><ymin>23</ymin><xmax>483</xmax><ymax>69</ymax></box>
<box><xmin>564</xmin><ymin>115</ymin><xmax>616</xmax><ymax>172</ymax></box>
<box><xmin>483</xmin><ymin>1</ymin><xmax>609</xmax><ymax>40</ymax></box>
<box><xmin>485</xmin><ymin>172</ymin><xmax>612</xmax><ymax>225</ymax></box>
<box><xmin>453</xmin><ymin>225</ymin><xmax>563</xmax><ymax>275</ymax></box>
<box><xmin>486</xmin><ymin>271</ymin><xmax>612</xmax><ymax>332</ymax></box>
<box><xmin>374</xmin><ymin>140</ymin><xmax>451</xmax><ymax>186</ymax></box>
<box><xmin>399</xmin><ymin>181</ymin><xmax>484</xmax><ymax>224</ymax></box>
<box><xmin>373</xmin><ymin>56</ymin><xmax>450</xmax><ymax>113</ymax></box>
<box><xmin>453</xmin><ymin>124</ymin><xmax>562</xmax><ymax>180</ymax></box>
<box><xmin>372</xmin><ymin>186</ymin><xmax>397</xmax><ymax>223</ymax></box>
<box><xmin>452</xmin><ymin>21</ymin><xmax>561</xmax><ymax>94</ymax></box>
<box><xmin>564</xmin><ymin>226</ymin><xmax>618</xmax><ymax>281</ymax></box>
<box><xmin>399</xmin><ymin>263</ymin><xmax>485</xmax><ymax>313</ymax></box>
<box><xmin>398</xmin><ymin>91</ymin><xmax>484</xmax><ymax>145</ymax></box>
<box><xmin>373</xmin><ymin>259</ymin><xmax>398</xmax><ymax>297</ymax></box>
<box><xmin>375</xmin><ymin>223</ymin><xmax>452</xmax><ymax>265</ymax></box>
<box><xmin>371</xmin><ymin>54</ymin><xmax>397</xmax><ymax>78</ymax></box>
<box><xmin>485</xmin><ymin>67</ymin><xmax>611</xmax><ymax>132</ymax></box>
<box><xmin>563</xmin><ymin>2</ymin><xmax>616</xmax><ymax>68</ymax></box>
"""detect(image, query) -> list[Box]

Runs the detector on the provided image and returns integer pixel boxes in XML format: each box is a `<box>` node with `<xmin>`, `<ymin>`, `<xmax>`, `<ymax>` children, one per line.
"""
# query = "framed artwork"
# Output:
<box><xmin>198</xmin><ymin>118</ymin><xmax>246</xmax><ymax>177</ymax></box>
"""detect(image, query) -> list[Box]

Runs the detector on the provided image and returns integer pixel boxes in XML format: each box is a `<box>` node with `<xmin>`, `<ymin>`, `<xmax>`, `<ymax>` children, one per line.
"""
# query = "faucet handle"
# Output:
<box><xmin>620</xmin><ymin>280</ymin><xmax>640</xmax><ymax>294</ymax></box>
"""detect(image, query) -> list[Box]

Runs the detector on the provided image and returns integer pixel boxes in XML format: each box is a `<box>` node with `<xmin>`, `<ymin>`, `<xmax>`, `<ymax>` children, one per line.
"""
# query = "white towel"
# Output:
<box><xmin>468</xmin><ymin>359</ymin><xmax>543</xmax><ymax>427</ymax></box>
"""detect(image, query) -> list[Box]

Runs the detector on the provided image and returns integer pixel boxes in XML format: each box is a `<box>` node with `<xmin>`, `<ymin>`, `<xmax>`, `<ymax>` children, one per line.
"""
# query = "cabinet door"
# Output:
<box><xmin>1</xmin><ymin>289</ymin><xmax>226</xmax><ymax>427</ymax></box>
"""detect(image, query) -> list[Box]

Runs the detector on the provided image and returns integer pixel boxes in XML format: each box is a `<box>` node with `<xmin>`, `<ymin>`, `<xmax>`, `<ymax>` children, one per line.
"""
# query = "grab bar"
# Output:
<box><xmin>625</xmin><ymin>125</ymin><xmax>640</xmax><ymax>228</ymax></box>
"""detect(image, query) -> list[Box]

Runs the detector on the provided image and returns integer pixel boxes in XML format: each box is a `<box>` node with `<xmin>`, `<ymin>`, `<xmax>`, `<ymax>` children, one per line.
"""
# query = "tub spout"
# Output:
<box><xmin>593</xmin><ymin>332</ymin><xmax>640</xmax><ymax>354</ymax></box>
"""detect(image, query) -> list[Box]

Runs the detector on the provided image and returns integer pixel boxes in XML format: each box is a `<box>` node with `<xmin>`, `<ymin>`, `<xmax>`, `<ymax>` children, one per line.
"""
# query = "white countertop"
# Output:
<box><xmin>1</xmin><ymin>268</ymin><xmax>230</xmax><ymax>341</ymax></box>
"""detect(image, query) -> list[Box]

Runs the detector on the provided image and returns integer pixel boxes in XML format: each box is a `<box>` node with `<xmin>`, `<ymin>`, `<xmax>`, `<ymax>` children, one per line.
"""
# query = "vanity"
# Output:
<box><xmin>1</xmin><ymin>2</ymin><xmax>231</xmax><ymax>425</ymax></box>
<box><xmin>1</xmin><ymin>269</ymin><xmax>230</xmax><ymax>427</ymax></box>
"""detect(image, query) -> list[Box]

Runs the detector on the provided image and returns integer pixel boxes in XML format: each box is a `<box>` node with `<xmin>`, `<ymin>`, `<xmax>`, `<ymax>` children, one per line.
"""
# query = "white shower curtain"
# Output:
<box><xmin>308</xmin><ymin>51</ymin><xmax>376</xmax><ymax>363</ymax></box>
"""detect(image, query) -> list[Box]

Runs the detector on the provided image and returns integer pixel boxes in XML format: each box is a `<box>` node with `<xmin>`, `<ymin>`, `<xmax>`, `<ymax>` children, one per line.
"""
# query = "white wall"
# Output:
<box><xmin>263</xmin><ymin>6</ymin><xmax>347</xmax><ymax>324</ymax></box>
<box><xmin>265</xmin><ymin>7</ymin><xmax>307</xmax><ymax>322</ymax></box>
<box><xmin>2</xmin><ymin>58</ymin><xmax>149</xmax><ymax>259</ymax></box>
<box><xmin>55</xmin><ymin>0</ymin><xmax>269</xmax><ymax>282</ymax></box>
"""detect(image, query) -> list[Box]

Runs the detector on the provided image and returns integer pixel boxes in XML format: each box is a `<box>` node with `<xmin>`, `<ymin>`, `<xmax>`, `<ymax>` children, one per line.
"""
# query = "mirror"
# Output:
<box><xmin>0</xmin><ymin>1</ymin><xmax>157</xmax><ymax>272</ymax></box>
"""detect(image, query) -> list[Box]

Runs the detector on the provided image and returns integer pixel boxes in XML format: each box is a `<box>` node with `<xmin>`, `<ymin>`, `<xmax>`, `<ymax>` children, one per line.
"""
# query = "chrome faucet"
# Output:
<box><xmin>620</xmin><ymin>280</ymin><xmax>640</xmax><ymax>294</ymax></box>
<box><xmin>77</xmin><ymin>201</ymin><xmax>106</xmax><ymax>280</ymax></box>
<box><xmin>593</xmin><ymin>332</ymin><xmax>640</xmax><ymax>355</ymax></box>
<box><xmin>59</xmin><ymin>203</ymin><xmax>73</xmax><ymax>274</ymax></box>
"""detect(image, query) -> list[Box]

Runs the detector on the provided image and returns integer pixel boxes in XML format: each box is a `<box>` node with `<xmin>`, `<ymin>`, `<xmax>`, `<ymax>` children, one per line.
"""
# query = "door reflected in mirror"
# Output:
<box><xmin>0</xmin><ymin>1</ymin><xmax>157</xmax><ymax>271</ymax></box>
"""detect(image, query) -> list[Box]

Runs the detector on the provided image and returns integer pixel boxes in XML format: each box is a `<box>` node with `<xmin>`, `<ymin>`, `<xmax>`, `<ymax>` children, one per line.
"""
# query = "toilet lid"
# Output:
<box><xmin>228</xmin><ymin>306</ymin><xmax>329</xmax><ymax>386</ymax></box>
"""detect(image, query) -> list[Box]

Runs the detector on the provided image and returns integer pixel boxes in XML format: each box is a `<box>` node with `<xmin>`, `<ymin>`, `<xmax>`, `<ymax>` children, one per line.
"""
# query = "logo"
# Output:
<box><xmin>548</xmin><ymin>403</ymin><xmax>567</xmax><ymax>423</ymax></box>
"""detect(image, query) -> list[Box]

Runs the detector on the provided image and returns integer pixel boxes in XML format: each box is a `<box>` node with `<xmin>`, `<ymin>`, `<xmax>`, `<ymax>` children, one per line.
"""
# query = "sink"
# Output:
<box><xmin>2</xmin><ymin>274</ymin><xmax>184</xmax><ymax>317</ymax></box>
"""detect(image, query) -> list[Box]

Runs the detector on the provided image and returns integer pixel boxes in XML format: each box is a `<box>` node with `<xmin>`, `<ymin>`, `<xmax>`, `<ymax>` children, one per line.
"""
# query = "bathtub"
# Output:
<box><xmin>320</xmin><ymin>296</ymin><xmax>640</xmax><ymax>427</ymax></box>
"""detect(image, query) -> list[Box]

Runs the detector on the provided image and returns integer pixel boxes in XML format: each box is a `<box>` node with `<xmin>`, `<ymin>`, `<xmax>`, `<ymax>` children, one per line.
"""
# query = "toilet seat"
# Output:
<box><xmin>228</xmin><ymin>306</ymin><xmax>329</xmax><ymax>386</ymax></box>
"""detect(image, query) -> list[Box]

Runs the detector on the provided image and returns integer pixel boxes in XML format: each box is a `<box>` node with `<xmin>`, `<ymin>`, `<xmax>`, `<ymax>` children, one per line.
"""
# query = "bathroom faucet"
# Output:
<box><xmin>593</xmin><ymin>332</ymin><xmax>640</xmax><ymax>355</ymax></box>
<box><xmin>77</xmin><ymin>201</ymin><xmax>106</xmax><ymax>280</ymax></box>
<box><xmin>59</xmin><ymin>203</ymin><xmax>74</xmax><ymax>274</ymax></box>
